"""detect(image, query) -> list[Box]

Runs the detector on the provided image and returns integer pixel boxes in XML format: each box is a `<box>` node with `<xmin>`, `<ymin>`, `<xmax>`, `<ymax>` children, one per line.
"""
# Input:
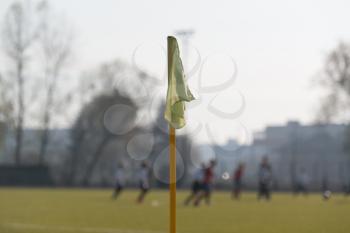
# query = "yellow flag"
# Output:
<box><xmin>164</xmin><ymin>36</ymin><xmax>195</xmax><ymax>129</ymax></box>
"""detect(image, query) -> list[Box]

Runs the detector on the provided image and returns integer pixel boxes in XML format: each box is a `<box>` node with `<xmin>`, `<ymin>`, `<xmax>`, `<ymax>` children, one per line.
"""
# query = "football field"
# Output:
<box><xmin>0</xmin><ymin>188</ymin><xmax>349</xmax><ymax>233</ymax></box>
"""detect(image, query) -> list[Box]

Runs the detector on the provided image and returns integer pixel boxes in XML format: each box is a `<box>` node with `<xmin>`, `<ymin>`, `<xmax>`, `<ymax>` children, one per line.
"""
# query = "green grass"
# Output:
<box><xmin>0</xmin><ymin>188</ymin><xmax>349</xmax><ymax>233</ymax></box>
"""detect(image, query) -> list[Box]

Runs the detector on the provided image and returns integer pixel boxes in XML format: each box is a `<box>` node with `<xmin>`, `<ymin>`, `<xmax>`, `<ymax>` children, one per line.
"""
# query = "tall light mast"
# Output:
<box><xmin>175</xmin><ymin>29</ymin><xmax>195</xmax><ymax>72</ymax></box>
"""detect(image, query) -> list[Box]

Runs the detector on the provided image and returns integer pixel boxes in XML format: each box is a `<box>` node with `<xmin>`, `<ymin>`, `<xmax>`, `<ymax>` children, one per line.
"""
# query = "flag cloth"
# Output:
<box><xmin>164</xmin><ymin>36</ymin><xmax>195</xmax><ymax>129</ymax></box>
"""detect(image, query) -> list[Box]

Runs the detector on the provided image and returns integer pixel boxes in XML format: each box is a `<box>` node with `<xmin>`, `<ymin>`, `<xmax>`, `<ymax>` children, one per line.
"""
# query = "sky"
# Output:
<box><xmin>1</xmin><ymin>0</ymin><xmax>350</xmax><ymax>145</ymax></box>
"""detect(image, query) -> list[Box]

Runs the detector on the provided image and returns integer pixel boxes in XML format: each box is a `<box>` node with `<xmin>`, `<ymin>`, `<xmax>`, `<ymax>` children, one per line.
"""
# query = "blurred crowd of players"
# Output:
<box><xmin>111</xmin><ymin>156</ymin><xmax>346</xmax><ymax>205</ymax></box>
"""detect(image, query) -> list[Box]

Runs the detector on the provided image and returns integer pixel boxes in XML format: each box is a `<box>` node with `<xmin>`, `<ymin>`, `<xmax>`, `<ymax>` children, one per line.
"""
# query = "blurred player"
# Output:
<box><xmin>194</xmin><ymin>159</ymin><xmax>216</xmax><ymax>206</ymax></box>
<box><xmin>295</xmin><ymin>167</ymin><xmax>310</xmax><ymax>195</ymax></box>
<box><xmin>344</xmin><ymin>180</ymin><xmax>350</xmax><ymax>196</ymax></box>
<box><xmin>112</xmin><ymin>163</ymin><xmax>125</xmax><ymax>199</ymax></box>
<box><xmin>257</xmin><ymin>156</ymin><xmax>272</xmax><ymax>201</ymax></box>
<box><xmin>137</xmin><ymin>161</ymin><xmax>150</xmax><ymax>204</ymax></box>
<box><xmin>322</xmin><ymin>176</ymin><xmax>331</xmax><ymax>200</ymax></box>
<box><xmin>232</xmin><ymin>163</ymin><xmax>245</xmax><ymax>199</ymax></box>
<box><xmin>184</xmin><ymin>164</ymin><xmax>205</xmax><ymax>206</ymax></box>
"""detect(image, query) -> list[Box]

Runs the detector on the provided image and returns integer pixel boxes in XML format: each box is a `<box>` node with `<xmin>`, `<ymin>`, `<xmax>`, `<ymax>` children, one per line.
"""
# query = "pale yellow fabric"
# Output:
<box><xmin>164</xmin><ymin>36</ymin><xmax>195</xmax><ymax>129</ymax></box>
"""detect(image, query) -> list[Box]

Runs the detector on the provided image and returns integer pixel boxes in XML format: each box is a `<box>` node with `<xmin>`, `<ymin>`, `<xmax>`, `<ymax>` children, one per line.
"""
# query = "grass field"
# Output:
<box><xmin>0</xmin><ymin>188</ymin><xmax>349</xmax><ymax>233</ymax></box>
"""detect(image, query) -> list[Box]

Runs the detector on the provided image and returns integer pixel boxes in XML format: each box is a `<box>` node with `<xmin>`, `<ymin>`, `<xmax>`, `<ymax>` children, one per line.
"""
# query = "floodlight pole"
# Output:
<box><xmin>175</xmin><ymin>29</ymin><xmax>195</xmax><ymax>70</ymax></box>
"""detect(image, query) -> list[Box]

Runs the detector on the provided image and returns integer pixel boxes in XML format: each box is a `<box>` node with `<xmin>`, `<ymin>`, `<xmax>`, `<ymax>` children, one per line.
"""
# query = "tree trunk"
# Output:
<box><xmin>82</xmin><ymin>136</ymin><xmax>110</xmax><ymax>186</ymax></box>
<box><xmin>38</xmin><ymin>127</ymin><xmax>49</xmax><ymax>165</ymax></box>
<box><xmin>65</xmin><ymin>131</ymin><xmax>87</xmax><ymax>185</ymax></box>
<box><xmin>14</xmin><ymin>60</ymin><xmax>24</xmax><ymax>165</ymax></box>
<box><xmin>38</xmin><ymin>102</ymin><xmax>51</xmax><ymax>164</ymax></box>
<box><xmin>38</xmin><ymin>70</ymin><xmax>58</xmax><ymax>164</ymax></box>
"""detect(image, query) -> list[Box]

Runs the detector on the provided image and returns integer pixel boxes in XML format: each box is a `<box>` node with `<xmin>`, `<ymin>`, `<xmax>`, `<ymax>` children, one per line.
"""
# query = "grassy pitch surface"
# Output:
<box><xmin>0</xmin><ymin>188</ymin><xmax>349</xmax><ymax>233</ymax></box>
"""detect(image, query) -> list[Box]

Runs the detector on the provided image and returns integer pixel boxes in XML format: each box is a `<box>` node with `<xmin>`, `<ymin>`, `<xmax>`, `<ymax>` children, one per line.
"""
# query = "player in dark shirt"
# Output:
<box><xmin>194</xmin><ymin>160</ymin><xmax>216</xmax><ymax>206</ymax></box>
<box><xmin>232</xmin><ymin>163</ymin><xmax>245</xmax><ymax>199</ymax></box>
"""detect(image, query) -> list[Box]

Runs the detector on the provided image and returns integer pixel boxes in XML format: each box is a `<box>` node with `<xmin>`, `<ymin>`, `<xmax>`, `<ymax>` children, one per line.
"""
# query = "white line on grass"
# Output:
<box><xmin>2</xmin><ymin>222</ymin><xmax>166</xmax><ymax>233</ymax></box>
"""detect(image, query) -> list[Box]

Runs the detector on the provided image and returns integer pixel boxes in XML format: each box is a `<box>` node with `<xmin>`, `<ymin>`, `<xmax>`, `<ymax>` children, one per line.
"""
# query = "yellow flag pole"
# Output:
<box><xmin>169</xmin><ymin>126</ymin><xmax>176</xmax><ymax>233</ymax></box>
<box><xmin>166</xmin><ymin>35</ymin><xmax>195</xmax><ymax>233</ymax></box>
<box><xmin>167</xmin><ymin>36</ymin><xmax>177</xmax><ymax>233</ymax></box>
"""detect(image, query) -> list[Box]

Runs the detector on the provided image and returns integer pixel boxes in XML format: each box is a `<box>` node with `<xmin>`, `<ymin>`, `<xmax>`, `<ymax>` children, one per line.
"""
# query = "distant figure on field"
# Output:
<box><xmin>194</xmin><ymin>159</ymin><xmax>216</xmax><ymax>206</ymax></box>
<box><xmin>137</xmin><ymin>161</ymin><xmax>150</xmax><ymax>203</ymax></box>
<box><xmin>232</xmin><ymin>163</ymin><xmax>245</xmax><ymax>199</ymax></box>
<box><xmin>295</xmin><ymin>167</ymin><xmax>310</xmax><ymax>195</ymax></box>
<box><xmin>258</xmin><ymin>157</ymin><xmax>272</xmax><ymax>201</ymax></box>
<box><xmin>322</xmin><ymin>176</ymin><xmax>332</xmax><ymax>201</ymax></box>
<box><xmin>344</xmin><ymin>180</ymin><xmax>350</xmax><ymax>196</ymax></box>
<box><xmin>184</xmin><ymin>164</ymin><xmax>205</xmax><ymax>206</ymax></box>
<box><xmin>112</xmin><ymin>163</ymin><xmax>125</xmax><ymax>199</ymax></box>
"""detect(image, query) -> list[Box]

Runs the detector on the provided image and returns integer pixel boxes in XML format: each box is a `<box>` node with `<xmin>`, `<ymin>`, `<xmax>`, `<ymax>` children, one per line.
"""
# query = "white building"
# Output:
<box><xmin>215</xmin><ymin>121</ymin><xmax>350</xmax><ymax>191</ymax></box>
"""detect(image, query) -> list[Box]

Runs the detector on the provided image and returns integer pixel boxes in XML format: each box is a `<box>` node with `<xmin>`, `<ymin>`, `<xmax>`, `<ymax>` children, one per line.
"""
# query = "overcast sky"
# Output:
<box><xmin>1</xmin><ymin>0</ymin><xmax>350</xmax><ymax>144</ymax></box>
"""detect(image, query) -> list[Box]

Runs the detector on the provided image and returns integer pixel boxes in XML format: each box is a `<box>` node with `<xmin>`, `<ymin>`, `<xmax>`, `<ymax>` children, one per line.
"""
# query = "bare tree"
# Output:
<box><xmin>316</xmin><ymin>42</ymin><xmax>350</xmax><ymax>191</ymax></box>
<box><xmin>1</xmin><ymin>1</ymin><xmax>39</xmax><ymax>165</ymax></box>
<box><xmin>64</xmin><ymin>79</ymin><xmax>95</xmax><ymax>185</ymax></box>
<box><xmin>0</xmin><ymin>73</ymin><xmax>14</xmax><ymax>125</ymax></box>
<box><xmin>64</xmin><ymin>60</ymin><xmax>153</xmax><ymax>185</ymax></box>
<box><xmin>316</xmin><ymin>42</ymin><xmax>350</xmax><ymax>123</ymax></box>
<box><xmin>69</xmin><ymin>91</ymin><xmax>138</xmax><ymax>186</ymax></box>
<box><xmin>36</xmin><ymin>1</ymin><xmax>73</xmax><ymax>164</ymax></box>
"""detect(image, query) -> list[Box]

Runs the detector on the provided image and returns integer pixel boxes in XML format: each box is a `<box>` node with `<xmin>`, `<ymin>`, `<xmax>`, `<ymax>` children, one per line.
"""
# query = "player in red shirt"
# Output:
<box><xmin>232</xmin><ymin>163</ymin><xmax>245</xmax><ymax>199</ymax></box>
<box><xmin>194</xmin><ymin>159</ymin><xmax>216</xmax><ymax>206</ymax></box>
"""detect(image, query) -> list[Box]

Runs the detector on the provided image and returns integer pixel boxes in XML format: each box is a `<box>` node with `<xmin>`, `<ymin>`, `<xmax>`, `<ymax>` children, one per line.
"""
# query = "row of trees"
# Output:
<box><xmin>317</xmin><ymin>42</ymin><xmax>350</xmax><ymax>124</ymax></box>
<box><xmin>0</xmin><ymin>1</ymin><xmax>198</xmax><ymax>186</ymax></box>
<box><xmin>317</xmin><ymin>42</ymin><xmax>350</xmax><ymax>157</ymax></box>
<box><xmin>0</xmin><ymin>0</ymin><xmax>72</xmax><ymax>165</ymax></box>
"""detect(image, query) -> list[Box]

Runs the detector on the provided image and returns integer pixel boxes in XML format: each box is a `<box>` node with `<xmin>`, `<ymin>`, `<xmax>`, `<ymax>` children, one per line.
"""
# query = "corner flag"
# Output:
<box><xmin>165</xmin><ymin>36</ymin><xmax>195</xmax><ymax>233</ymax></box>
